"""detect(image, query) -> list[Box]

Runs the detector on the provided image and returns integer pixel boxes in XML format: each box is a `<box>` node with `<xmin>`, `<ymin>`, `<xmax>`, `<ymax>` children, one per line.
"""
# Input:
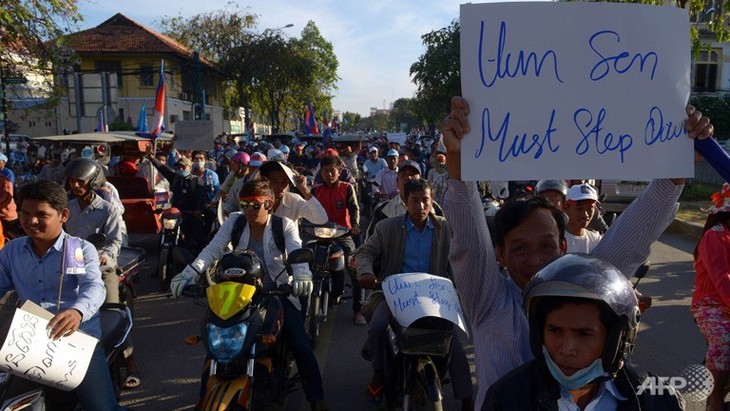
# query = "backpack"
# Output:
<box><xmin>230</xmin><ymin>214</ymin><xmax>286</xmax><ymax>258</ymax></box>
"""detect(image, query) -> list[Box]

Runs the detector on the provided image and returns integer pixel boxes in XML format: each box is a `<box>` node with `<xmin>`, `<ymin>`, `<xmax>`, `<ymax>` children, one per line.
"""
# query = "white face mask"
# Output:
<box><xmin>542</xmin><ymin>346</ymin><xmax>609</xmax><ymax>390</ymax></box>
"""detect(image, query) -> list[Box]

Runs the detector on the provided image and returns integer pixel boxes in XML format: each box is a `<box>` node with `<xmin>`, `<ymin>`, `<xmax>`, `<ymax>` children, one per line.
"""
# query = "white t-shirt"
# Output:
<box><xmin>565</xmin><ymin>229</ymin><xmax>603</xmax><ymax>253</ymax></box>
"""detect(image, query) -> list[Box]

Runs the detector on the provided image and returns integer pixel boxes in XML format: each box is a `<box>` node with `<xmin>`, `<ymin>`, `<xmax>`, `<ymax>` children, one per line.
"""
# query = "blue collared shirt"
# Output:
<box><xmin>0</xmin><ymin>231</ymin><xmax>106</xmax><ymax>338</ymax></box>
<box><xmin>401</xmin><ymin>215</ymin><xmax>434</xmax><ymax>273</ymax></box>
<box><xmin>557</xmin><ymin>380</ymin><xmax>627</xmax><ymax>411</ymax></box>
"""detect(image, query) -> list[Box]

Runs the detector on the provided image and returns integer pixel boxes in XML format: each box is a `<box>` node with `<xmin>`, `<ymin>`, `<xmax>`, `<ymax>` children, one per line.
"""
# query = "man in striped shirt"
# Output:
<box><xmin>440</xmin><ymin>96</ymin><xmax>714</xmax><ymax>410</ymax></box>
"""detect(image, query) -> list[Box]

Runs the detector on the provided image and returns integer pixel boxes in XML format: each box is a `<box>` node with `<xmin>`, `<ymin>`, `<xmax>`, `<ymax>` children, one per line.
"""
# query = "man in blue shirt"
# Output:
<box><xmin>355</xmin><ymin>179</ymin><xmax>473</xmax><ymax>409</ymax></box>
<box><xmin>0</xmin><ymin>180</ymin><xmax>125</xmax><ymax>410</ymax></box>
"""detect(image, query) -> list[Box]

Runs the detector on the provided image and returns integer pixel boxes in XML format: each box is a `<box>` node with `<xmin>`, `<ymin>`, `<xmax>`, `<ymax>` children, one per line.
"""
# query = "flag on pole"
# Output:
<box><xmin>149</xmin><ymin>61</ymin><xmax>166</xmax><ymax>139</ymax></box>
<box><xmin>304</xmin><ymin>101</ymin><xmax>319</xmax><ymax>135</ymax></box>
<box><xmin>136</xmin><ymin>103</ymin><xmax>148</xmax><ymax>132</ymax></box>
<box><xmin>97</xmin><ymin>109</ymin><xmax>107</xmax><ymax>132</ymax></box>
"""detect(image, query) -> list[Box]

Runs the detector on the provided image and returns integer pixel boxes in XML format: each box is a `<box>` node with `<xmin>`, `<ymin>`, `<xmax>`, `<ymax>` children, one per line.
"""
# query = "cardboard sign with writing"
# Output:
<box><xmin>460</xmin><ymin>2</ymin><xmax>692</xmax><ymax>181</ymax></box>
<box><xmin>174</xmin><ymin>120</ymin><xmax>215</xmax><ymax>150</ymax></box>
<box><xmin>0</xmin><ymin>301</ymin><xmax>97</xmax><ymax>391</ymax></box>
<box><xmin>381</xmin><ymin>273</ymin><xmax>468</xmax><ymax>335</ymax></box>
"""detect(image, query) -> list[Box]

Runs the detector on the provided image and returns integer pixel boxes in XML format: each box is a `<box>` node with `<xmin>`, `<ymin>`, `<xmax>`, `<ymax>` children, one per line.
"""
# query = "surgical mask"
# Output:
<box><xmin>194</xmin><ymin>161</ymin><xmax>205</xmax><ymax>170</ymax></box>
<box><xmin>176</xmin><ymin>169</ymin><xmax>190</xmax><ymax>177</ymax></box>
<box><xmin>542</xmin><ymin>346</ymin><xmax>608</xmax><ymax>390</ymax></box>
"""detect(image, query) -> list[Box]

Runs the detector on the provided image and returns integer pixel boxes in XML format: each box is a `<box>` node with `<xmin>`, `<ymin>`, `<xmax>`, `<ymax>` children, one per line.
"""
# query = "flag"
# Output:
<box><xmin>322</xmin><ymin>111</ymin><xmax>328</xmax><ymax>130</ymax></box>
<box><xmin>149</xmin><ymin>61</ymin><xmax>166</xmax><ymax>139</ymax></box>
<box><xmin>97</xmin><ymin>109</ymin><xmax>107</xmax><ymax>132</ymax></box>
<box><xmin>304</xmin><ymin>101</ymin><xmax>319</xmax><ymax>135</ymax></box>
<box><xmin>136</xmin><ymin>103</ymin><xmax>148</xmax><ymax>132</ymax></box>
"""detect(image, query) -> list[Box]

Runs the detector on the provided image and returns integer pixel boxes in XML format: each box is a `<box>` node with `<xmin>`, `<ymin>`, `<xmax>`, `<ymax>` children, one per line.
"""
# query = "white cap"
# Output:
<box><xmin>369</xmin><ymin>146</ymin><xmax>379</xmax><ymax>153</ymax></box>
<box><xmin>566</xmin><ymin>184</ymin><xmax>598</xmax><ymax>202</ymax></box>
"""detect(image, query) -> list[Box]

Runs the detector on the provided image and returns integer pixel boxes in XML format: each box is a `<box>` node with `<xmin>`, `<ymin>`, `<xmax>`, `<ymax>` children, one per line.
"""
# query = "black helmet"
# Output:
<box><xmin>535</xmin><ymin>180</ymin><xmax>568</xmax><ymax>197</ymax></box>
<box><xmin>216</xmin><ymin>249</ymin><xmax>264</xmax><ymax>286</ymax></box>
<box><xmin>64</xmin><ymin>158</ymin><xmax>105</xmax><ymax>191</ymax></box>
<box><xmin>523</xmin><ymin>253</ymin><xmax>640</xmax><ymax>378</ymax></box>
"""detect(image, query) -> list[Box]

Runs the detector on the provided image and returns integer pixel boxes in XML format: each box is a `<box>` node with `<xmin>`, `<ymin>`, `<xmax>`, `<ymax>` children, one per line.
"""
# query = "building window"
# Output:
<box><xmin>140</xmin><ymin>65</ymin><xmax>153</xmax><ymax>87</ymax></box>
<box><xmin>183</xmin><ymin>111</ymin><xmax>192</xmax><ymax>121</ymax></box>
<box><xmin>693</xmin><ymin>49</ymin><xmax>720</xmax><ymax>92</ymax></box>
<box><xmin>95</xmin><ymin>61</ymin><xmax>123</xmax><ymax>87</ymax></box>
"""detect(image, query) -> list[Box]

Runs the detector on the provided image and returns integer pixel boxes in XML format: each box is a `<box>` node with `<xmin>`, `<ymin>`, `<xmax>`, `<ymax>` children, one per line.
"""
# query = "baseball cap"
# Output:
<box><xmin>176</xmin><ymin>157</ymin><xmax>192</xmax><ymax>168</ymax></box>
<box><xmin>398</xmin><ymin>160</ymin><xmax>421</xmax><ymax>174</ymax></box>
<box><xmin>386</xmin><ymin>149</ymin><xmax>399</xmax><ymax>157</ymax></box>
<box><xmin>369</xmin><ymin>146</ymin><xmax>379</xmax><ymax>153</ymax></box>
<box><xmin>566</xmin><ymin>183</ymin><xmax>598</xmax><ymax>202</ymax></box>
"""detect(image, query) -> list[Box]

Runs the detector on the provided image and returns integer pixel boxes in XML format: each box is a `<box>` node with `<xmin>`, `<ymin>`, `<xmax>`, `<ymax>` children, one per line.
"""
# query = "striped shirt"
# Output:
<box><xmin>442</xmin><ymin>179</ymin><xmax>681</xmax><ymax>410</ymax></box>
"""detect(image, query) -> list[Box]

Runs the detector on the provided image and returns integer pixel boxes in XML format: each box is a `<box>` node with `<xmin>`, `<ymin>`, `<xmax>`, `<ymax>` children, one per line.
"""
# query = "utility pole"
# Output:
<box><xmin>0</xmin><ymin>68</ymin><xmax>27</xmax><ymax>156</ymax></box>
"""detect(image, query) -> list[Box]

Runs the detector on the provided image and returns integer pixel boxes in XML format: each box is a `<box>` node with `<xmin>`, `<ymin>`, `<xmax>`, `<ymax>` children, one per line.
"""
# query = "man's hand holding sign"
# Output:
<box><xmin>440</xmin><ymin>3</ymin><xmax>718</xmax><ymax>410</ymax></box>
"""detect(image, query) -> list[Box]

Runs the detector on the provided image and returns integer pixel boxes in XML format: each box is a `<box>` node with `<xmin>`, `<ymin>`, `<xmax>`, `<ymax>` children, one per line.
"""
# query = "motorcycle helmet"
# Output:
<box><xmin>535</xmin><ymin>180</ymin><xmax>569</xmax><ymax>197</ymax></box>
<box><xmin>523</xmin><ymin>253</ymin><xmax>640</xmax><ymax>378</ymax></box>
<box><xmin>216</xmin><ymin>249</ymin><xmax>265</xmax><ymax>286</ymax></box>
<box><xmin>64</xmin><ymin>158</ymin><xmax>105</xmax><ymax>191</ymax></box>
<box><xmin>232</xmin><ymin>151</ymin><xmax>250</xmax><ymax>165</ymax></box>
<box><xmin>249</xmin><ymin>152</ymin><xmax>267</xmax><ymax>167</ymax></box>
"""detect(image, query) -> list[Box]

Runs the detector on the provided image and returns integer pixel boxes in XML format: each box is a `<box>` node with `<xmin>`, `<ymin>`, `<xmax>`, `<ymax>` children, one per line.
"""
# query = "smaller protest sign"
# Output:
<box><xmin>381</xmin><ymin>273</ymin><xmax>468</xmax><ymax>335</ymax></box>
<box><xmin>174</xmin><ymin>120</ymin><xmax>215</xmax><ymax>150</ymax></box>
<box><xmin>386</xmin><ymin>132</ymin><xmax>407</xmax><ymax>146</ymax></box>
<box><xmin>0</xmin><ymin>301</ymin><xmax>98</xmax><ymax>391</ymax></box>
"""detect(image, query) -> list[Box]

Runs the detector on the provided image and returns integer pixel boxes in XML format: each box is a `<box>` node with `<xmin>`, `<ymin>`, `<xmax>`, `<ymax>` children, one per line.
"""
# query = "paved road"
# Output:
<box><xmin>118</xmin><ymin>229</ymin><xmax>709</xmax><ymax>410</ymax></box>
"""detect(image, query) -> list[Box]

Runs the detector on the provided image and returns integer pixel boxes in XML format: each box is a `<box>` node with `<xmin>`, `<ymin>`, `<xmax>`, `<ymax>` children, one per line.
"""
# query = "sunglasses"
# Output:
<box><xmin>239</xmin><ymin>201</ymin><xmax>269</xmax><ymax>210</ymax></box>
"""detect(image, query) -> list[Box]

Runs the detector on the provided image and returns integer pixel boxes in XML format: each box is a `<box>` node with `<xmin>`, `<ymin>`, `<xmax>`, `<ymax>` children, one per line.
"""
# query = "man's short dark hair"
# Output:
<box><xmin>192</xmin><ymin>150</ymin><xmax>207</xmax><ymax>159</ymax></box>
<box><xmin>319</xmin><ymin>154</ymin><xmax>341</xmax><ymax>169</ymax></box>
<box><xmin>403</xmin><ymin>179</ymin><xmax>431</xmax><ymax>200</ymax></box>
<box><xmin>493</xmin><ymin>196</ymin><xmax>566</xmax><ymax>248</ymax></box>
<box><xmin>17</xmin><ymin>180</ymin><xmax>68</xmax><ymax>212</ymax></box>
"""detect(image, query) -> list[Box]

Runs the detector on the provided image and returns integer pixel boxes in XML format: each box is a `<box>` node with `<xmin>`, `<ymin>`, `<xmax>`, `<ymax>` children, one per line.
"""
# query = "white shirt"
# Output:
<box><xmin>558</xmin><ymin>381</ymin><xmax>626</xmax><ymax>411</ymax></box>
<box><xmin>273</xmin><ymin>191</ymin><xmax>328</xmax><ymax>225</ymax></box>
<box><xmin>566</xmin><ymin>229</ymin><xmax>603</xmax><ymax>253</ymax></box>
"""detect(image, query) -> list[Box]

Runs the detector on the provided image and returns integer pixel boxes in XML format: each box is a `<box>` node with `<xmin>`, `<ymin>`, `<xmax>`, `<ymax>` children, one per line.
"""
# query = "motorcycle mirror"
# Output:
<box><xmin>634</xmin><ymin>262</ymin><xmax>650</xmax><ymax>280</ymax></box>
<box><xmin>288</xmin><ymin>248</ymin><xmax>314</xmax><ymax>265</ymax></box>
<box><xmin>86</xmin><ymin>233</ymin><xmax>107</xmax><ymax>248</ymax></box>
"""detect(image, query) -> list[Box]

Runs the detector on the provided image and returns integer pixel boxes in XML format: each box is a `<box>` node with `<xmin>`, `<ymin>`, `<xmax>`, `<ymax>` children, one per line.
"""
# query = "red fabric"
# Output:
<box><xmin>313</xmin><ymin>182</ymin><xmax>352</xmax><ymax>228</ymax></box>
<box><xmin>693</xmin><ymin>224</ymin><xmax>730</xmax><ymax>308</ymax></box>
<box><xmin>115</xmin><ymin>160</ymin><xmax>138</xmax><ymax>178</ymax></box>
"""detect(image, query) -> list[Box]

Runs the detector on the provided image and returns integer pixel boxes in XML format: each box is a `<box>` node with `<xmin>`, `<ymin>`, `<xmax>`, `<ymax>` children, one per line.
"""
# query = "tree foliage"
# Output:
<box><xmin>1</xmin><ymin>0</ymin><xmax>81</xmax><ymax>87</ymax></box>
<box><xmin>341</xmin><ymin>111</ymin><xmax>362</xmax><ymax>131</ymax></box>
<box><xmin>159</xmin><ymin>9</ymin><xmax>338</xmax><ymax>134</ymax></box>
<box><xmin>390</xmin><ymin>98</ymin><xmax>421</xmax><ymax>132</ymax></box>
<box><xmin>409</xmin><ymin>20</ymin><xmax>460</xmax><ymax>136</ymax></box>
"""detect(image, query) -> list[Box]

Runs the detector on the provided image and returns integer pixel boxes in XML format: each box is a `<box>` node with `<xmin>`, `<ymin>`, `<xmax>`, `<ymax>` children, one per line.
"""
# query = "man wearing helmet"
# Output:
<box><xmin>484</xmin><ymin>254</ymin><xmax>682</xmax><ymax>410</ymax></box>
<box><xmin>170</xmin><ymin>179</ymin><xmax>328</xmax><ymax>411</ymax></box>
<box><xmin>63</xmin><ymin>158</ymin><xmax>123</xmax><ymax>303</ymax></box>
<box><xmin>535</xmin><ymin>180</ymin><xmax>569</xmax><ymax>211</ymax></box>
<box><xmin>223</xmin><ymin>152</ymin><xmax>266</xmax><ymax>214</ymax></box>
<box><xmin>441</xmin><ymin>96</ymin><xmax>713</xmax><ymax>409</ymax></box>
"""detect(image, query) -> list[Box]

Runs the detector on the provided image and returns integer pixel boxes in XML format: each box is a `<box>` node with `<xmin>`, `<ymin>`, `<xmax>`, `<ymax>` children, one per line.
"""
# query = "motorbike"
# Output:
<box><xmin>157</xmin><ymin>207</ymin><xmax>190</xmax><ymax>291</ymax></box>
<box><xmin>0</xmin><ymin>235</ymin><xmax>144</xmax><ymax>411</ymax></box>
<box><xmin>375</xmin><ymin>273</ymin><xmax>467</xmax><ymax>411</ymax></box>
<box><xmin>300</xmin><ymin>221</ymin><xmax>348</xmax><ymax>347</ymax></box>
<box><xmin>182</xmin><ymin>248</ymin><xmax>314</xmax><ymax>411</ymax></box>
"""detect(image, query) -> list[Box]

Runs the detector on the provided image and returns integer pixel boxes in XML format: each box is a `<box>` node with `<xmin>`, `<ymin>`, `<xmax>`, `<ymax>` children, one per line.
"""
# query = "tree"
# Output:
<box><xmin>292</xmin><ymin>22</ymin><xmax>339</xmax><ymax>117</ymax></box>
<box><xmin>2</xmin><ymin>1</ymin><xmax>81</xmax><ymax>88</ymax></box>
<box><xmin>360</xmin><ymin>113</ymin><xmax>391</xmax><ymax>133</ymax></box>
<box><xmin>409</xmin><ymin>20</ymin><xmax>460</xmax><ymax>136</ymax></box>
<box><xmin>158</xmin><ymin>5</ymin><xmax>258</xmax><ymax>129</ymax></box>
<box><xmin>341</xmin><ymin>111</ymin><xmax>362</xmax><ymax>132</ymax></box>
<box><xmin>390</xmin><ymin>98</ymin><xmax>420</xmax><ymax>132</ymax></box>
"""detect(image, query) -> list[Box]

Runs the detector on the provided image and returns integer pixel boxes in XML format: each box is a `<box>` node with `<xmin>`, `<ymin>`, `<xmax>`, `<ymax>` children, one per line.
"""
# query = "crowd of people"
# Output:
<box><xmin>0</xmin><ymin>95</ymin><xmax>722</xmax><ymax>411</ymax></box>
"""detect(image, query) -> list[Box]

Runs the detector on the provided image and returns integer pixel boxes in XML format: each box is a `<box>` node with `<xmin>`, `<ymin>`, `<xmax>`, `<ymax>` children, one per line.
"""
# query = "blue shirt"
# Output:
<box><xmin>199</xmin><ymin>169</ymin><xmax>220</xmax><ymax>202</ymax></box>
<box><xmin>557</xmin><ymin>380</ymin><xmax>626</xmax><ymax>411</ymax></box>
<box><xmin>401</xmin><ymin>215</ymin><xmax>434</xmax><ymax>273</ymax></box>
<box><xmin>0</xmin><ymin>231</ymin><xmax>106</xmax><ymax>338</ymax></box>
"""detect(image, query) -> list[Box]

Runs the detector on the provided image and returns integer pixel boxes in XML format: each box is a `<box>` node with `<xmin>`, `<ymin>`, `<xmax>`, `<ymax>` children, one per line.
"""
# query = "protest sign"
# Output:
<box><xmin>174</xmin><ymin>120</ymin><xmax>215</xmax><ymax>150</ymax></box>
<box><xmin>460</xmin><ymin>2</ymin><xmax>692</xmax><ymax>181</ymax></box>
<box><xmin>0</xmin><ymin>301</ymin><xmax>97</xmax><ymax>391</ymax></box>
<box><xmin>386</xmin><ymin>132</ymin><xmax>407</xmax><ymax>145</ymax></box>
<box><xmin>381</xmin><ymin>273</ymin><xmax>468</xmax><ymax>335</ymax></box>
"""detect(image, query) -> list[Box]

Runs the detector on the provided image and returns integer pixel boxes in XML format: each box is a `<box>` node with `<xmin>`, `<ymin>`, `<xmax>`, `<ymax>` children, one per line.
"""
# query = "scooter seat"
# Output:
<box><xmin>99</xmin><ymin>304</ymin><xmax>131</xmax><ymax>355</ymax></box>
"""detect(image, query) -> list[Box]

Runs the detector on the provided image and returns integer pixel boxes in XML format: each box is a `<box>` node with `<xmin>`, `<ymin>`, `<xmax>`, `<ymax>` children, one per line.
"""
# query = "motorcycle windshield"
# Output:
<box><xmin>206</xmin><ymin>282</ymin><xmax>257</xmax><ymax>321</ymax></box>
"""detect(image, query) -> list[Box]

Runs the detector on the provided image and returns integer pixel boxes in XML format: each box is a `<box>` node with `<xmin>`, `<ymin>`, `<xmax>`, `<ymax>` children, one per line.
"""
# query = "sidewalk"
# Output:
<box><xmin>667</xmin><ymin>217</ymin><xmax>704</xmax><ymax>240</ymax></box>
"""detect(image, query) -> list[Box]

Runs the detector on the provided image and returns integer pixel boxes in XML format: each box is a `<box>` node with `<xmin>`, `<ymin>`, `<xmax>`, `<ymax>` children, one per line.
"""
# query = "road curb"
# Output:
<box><xmin>666</xmin><ymin>218</ymin><xmax>704</xmax><ymax>241</ymax></box>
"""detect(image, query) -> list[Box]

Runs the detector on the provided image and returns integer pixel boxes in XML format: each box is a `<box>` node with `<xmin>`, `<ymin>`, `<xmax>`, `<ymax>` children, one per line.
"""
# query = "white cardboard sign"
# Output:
<box><xmin>381</xmin><ymin>273</ymin><xmax>468</xmax><ymax>335</ymax></box>
<box><xmin>174</xmin><ymin>120</ymin><xmax>215</xmax><ymax>150</ymax></box>
<box><xmin>460</xmin><ymin>2</ymin><xmax>693</xmax><ymax>181</ymax></box>
<box><xmin>0</xmin><ymin>301</ymin><xmax>98</xmax><ymax>391</ymax></box>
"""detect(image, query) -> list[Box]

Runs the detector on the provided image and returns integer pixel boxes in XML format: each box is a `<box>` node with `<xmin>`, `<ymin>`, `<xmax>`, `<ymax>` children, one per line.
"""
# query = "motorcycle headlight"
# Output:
<box><xmin>206</xmin><ymin>322</ymin><xmax>248</xmax><ymax>364</ymax></box>
<box><xmin>162</xmin><ymin>217</ymin><xmax>179</xmax><ymax>230</ymax></box>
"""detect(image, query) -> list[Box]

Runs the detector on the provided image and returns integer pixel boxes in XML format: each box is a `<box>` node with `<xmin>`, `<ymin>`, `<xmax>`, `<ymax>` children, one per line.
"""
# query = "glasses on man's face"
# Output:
<box><xmin>240</xmin><ymin>201</ymin><xmax>268</xmax><ymax>210</ymax></box>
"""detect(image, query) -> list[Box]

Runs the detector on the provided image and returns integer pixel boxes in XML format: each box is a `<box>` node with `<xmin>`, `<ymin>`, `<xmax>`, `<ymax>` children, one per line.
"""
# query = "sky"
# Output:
<box><xmin>74</xmin><ymin>0</ymin><xmax>472</xmax><ymax>117</ymax></box>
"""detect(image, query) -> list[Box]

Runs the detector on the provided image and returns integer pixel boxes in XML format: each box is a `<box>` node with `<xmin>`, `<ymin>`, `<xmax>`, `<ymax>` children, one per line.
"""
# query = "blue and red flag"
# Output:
<box><xmin>97</xmin><ymin>109</ymin><xmax>107</xmax><ymax>133</ymax></box>
<box><xmin>304</xmin><ymin>101</ymin><xmax>319</xmax><ymax>135</ymax></box>
<box><xmin>149</xmin><ymin>61</ymin><xmax>166</xmax><ymax>138</ymax></box>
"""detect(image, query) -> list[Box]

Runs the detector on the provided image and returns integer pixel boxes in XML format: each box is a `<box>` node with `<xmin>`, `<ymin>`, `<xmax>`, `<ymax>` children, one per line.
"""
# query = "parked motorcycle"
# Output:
<box><xmin>182</xmin><ymin>248</ymin><xmax>314</xmax><ymax>411</ymax></box>
<box><xmin>300</xmin><ymin>221</ymin><xmax>348</xmax><ymax>347</ymax></box>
